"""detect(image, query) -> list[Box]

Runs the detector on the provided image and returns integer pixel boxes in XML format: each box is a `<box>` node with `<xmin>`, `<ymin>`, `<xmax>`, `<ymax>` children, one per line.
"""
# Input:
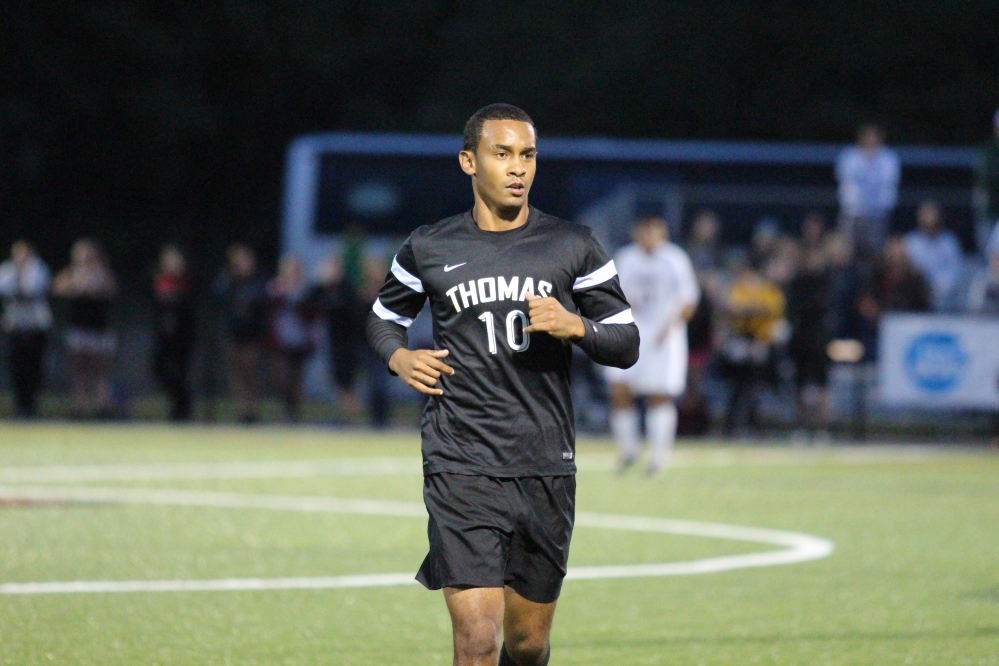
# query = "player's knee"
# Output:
<box><xmin>453</xmin><ymin>619</ymin><xmax>501</xmax><ymax>662</ymax></box>
<box><xmin>505</xmin><ymin>633</ymin><xmax>550</xmax><ymax>666</ymax></box>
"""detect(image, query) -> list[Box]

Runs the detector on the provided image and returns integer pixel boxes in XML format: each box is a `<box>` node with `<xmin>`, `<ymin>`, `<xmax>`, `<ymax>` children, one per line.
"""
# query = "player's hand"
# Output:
<box><xmin>388</xmin><ymin>348</ymin><xmax>455</xmax><ymax>396</ymax></box>
<box><xmin>523</xmin><ymin>293</ymin><xmax>586</xmax><ymax>340</ymax></box>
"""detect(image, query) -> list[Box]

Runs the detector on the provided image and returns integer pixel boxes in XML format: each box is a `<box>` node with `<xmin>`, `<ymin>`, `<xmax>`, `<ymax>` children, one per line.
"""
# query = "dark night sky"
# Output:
<box><xmin>2</xmin><ymin>1</ymin><xmax>998</xmax><ymax>278</ymax></box>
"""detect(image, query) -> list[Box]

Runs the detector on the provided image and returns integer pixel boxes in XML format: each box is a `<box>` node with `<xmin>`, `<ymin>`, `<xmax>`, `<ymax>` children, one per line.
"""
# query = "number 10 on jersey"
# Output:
<box><xmin>478</xmin><ymin>310</ymin><xmax>531</xmax><ymax>354</ymax></box>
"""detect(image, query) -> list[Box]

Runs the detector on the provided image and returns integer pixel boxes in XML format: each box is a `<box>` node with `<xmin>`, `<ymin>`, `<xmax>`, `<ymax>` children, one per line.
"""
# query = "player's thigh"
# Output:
<box><xmin>503</xmin><ymin>585</ymin><xmax>557</xmax><ymax>648</ymax></box>
<box><xmin>444</xmin><ymin>585</ymin><xmax>506</xmax><ymax>627</ymax></box>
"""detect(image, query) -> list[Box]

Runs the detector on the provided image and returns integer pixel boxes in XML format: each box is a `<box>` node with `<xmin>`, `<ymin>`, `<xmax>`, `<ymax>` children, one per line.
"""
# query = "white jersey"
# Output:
<box><xmin>615</xmin><ymin>242</ymin><xmax>699</xmax><ymax>334</ymax></box>
<box><xmin>606</xmin><ymin>242</ymin><xmax>700</xmax><ymax>395</ymax></box>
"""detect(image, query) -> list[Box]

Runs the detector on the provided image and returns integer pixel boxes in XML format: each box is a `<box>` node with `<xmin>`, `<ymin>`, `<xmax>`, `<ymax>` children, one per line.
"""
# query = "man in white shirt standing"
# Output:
<box><xmin>903</xmin><ymin>200</ymin><xmax>963</xmax><ymax>310</ymax></box>
<box><xmin>606</xmin><ymin>216</ymin><xmax>700</xmax><ymax>475</ymax></box>
<box><xmin>835</xmin><ymin>124</ymin><xmax>901</xmax><ymax>265</ymax></box>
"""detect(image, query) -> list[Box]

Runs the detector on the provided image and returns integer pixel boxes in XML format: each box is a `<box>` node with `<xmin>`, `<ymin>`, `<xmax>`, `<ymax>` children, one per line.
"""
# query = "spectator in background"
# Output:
<box><xmin>680</xmin><ymin>276</ymin><xmax>715</xmax><ymax>436</ymax></box>
<box><xmin>903</xmin><ymin>200</ymin><xmax>963</xmax><ymax>310</ymax></box>
<box><xmin>720</xmin><ymin>256</ymin><xmax>786</xmax><ymax>436</ymax></box>
<box><xmin>0</xmin><ymin>240</ymin><xmax>53</xmax><ymax>418</ymax></box>
<box><xmin>966</xmin><ymin>245</ymin><xmax>999</xmax><ymax>315</ymax></box>
<box><xmin>835</xmin><ymin>124</ymin><xmax>901</xmax><ymax>265</ymax></box>
<box><xmin>966</xmin><ymin>240</ymin><xmax>999</xmax><ymax>444</ymax></box>
<box><xmin>359</xmin><ymin>254</ymin><xmax>392</xmax><ymax>427</ymax></box>
<box><xmin>213</xmin><ymin>243</ymin><xmax>268</xmax><ymax>423</ymax></box>
<box><xmin>764</xmin><ymin>236</ymin><xmax>800</xmax><ymax>289</ymax></box>
<box><xmin>268</xmin><ymin>255</ymin><xmax>322</xmax><ymax>422</ymax></box>
<box><xmin>685</xmin><ymin>208</ymin><xmax>726</xmax><ymax>306</ymax></box>
<box><xmin>826</xmin><ymin>234</ymin><xmax>863</xmax><ymax>341</ymax></box>
<box><xmin>314</xmin><ymin>252</ymin><xmax>365</xmax><ymax>423</ymax></box>
<box><xmin>978</xmin><ymin>110</ymin><xmax>999</xmax><ymax>251</ymax></box>
<box><xmin>53</xmin><ymin>238</ymin><xmax>119</xmax><ymax>418</ymax></box>
<box><xmin>686</xmin><ymin>209</ymin><xmax>723</xmax><ymax>273</ymax></box>
<box><xmin>152</xmin><ymin>245</ymin><xmax>197</xmax><ymax>421</ymax></box>
<box><xmin>750</xmin><ymin>216</ymin><xmax>781</xmax><ymax>267</ymax></box>
<box><xmin>786</xmin><ymin>246</ymin><xmax>833</xmax><ymax>442</ymax></box>
<box><xmin>800</xmin><ymin>210</ymin><xmax>829</xmax><ymax>253</ymax></box>
<box><xmin>857</xmin><ymin>236</ymin><xmax>931</xmax><ymax>357</ymax></box>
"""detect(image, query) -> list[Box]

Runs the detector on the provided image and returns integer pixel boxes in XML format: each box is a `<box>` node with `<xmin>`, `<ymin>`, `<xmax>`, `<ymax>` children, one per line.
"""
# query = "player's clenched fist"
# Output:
<box><xmin>388</xmin><ymin>348</ymin><xmax>455</xmax><ymax>395</ymax></box>
<box><xmin>523</xmin><ymin>293</ymin><xmax>586</xmax><ymax>340</ymax></box>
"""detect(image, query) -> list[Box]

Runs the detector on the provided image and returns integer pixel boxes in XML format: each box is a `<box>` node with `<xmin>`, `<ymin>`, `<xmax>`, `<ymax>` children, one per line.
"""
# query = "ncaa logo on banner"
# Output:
<box><xmin>904</xmin><ymin>333</ymin><xmax>966</xmax><ymax>393</ymax></box>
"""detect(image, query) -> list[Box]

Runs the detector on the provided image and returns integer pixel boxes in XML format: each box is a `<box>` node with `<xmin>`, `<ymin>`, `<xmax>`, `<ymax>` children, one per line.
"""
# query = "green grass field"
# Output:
<box><xmin>0</xmin><ymin>424</ymin><xmax>997</xmax><ymax>665</ymax></box>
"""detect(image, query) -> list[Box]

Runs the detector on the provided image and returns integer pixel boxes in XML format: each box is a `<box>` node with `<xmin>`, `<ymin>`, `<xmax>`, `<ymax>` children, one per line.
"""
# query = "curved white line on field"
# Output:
<box><xmin>0</xmin><ymin>485</ymin><xmax>833</xmax><ymax>595</ymax></box>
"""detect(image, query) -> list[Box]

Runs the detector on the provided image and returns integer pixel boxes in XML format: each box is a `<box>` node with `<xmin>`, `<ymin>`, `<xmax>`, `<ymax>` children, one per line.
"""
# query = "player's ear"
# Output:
<box><xmin>459</xmin><ymin>150</ymin><xmax>476</xmax><ymax>177</ymax></box>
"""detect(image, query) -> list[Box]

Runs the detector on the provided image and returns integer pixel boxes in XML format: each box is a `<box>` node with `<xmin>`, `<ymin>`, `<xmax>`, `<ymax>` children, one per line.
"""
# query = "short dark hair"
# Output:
<box><xmin>462</xmin><ymin>103</ymin><xmax>535</xmax><ymax>153</ymax></box>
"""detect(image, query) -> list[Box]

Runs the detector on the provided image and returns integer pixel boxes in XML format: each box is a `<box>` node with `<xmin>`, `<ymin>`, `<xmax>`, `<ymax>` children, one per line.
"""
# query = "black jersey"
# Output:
<box><xmin>367</xmin><ymin>208</ymin><xmax>639</xmax><ymax>477</ymax></box>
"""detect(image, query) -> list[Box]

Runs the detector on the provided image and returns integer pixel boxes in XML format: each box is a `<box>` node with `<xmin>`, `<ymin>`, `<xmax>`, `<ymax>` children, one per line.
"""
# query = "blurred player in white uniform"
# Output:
<box><xmin>606</xmin><ymin>216</ymin><xmax>700</xmax><ymax>474</ymax></box>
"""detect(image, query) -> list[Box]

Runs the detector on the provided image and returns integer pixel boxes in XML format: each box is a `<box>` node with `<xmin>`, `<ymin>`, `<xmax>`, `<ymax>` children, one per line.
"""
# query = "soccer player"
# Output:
<box><xmin>366</xmin><ymin>104</ymin><xmax>638</xmax><ymax>666</ymax></box>
<box><xmin>606</xmin><ymin>216</ymin><xmax>700</xmax><ymax>475</ymax></box>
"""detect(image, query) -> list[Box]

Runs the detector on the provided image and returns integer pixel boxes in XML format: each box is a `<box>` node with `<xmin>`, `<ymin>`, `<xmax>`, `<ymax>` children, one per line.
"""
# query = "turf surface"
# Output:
<box><xmin>0</xmin><ymin>424</ymin><xmax>997</xmax><ymax>665</ymax></box>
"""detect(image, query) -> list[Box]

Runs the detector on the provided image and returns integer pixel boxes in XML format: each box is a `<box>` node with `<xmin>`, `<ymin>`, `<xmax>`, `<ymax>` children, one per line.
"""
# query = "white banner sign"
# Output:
<box><xmin>878</xmin><ymin>314</ymin><xmax>999</xmax><ymax>409</ymax></box>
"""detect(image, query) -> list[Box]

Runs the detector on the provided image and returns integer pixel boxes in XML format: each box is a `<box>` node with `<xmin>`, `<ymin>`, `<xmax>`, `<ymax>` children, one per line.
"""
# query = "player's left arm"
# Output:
<box><xmin>548</xmin><ymin>229</ymin><xmax>640</xmax><ymax>369</ymax></box>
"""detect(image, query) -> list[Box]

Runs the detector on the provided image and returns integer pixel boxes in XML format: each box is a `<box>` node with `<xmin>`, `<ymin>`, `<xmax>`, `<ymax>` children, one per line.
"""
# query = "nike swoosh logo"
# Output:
<box><xmin>443</xmin><ymin>263</ymin><xmax>466</xmax><ymax>272</ymax></box>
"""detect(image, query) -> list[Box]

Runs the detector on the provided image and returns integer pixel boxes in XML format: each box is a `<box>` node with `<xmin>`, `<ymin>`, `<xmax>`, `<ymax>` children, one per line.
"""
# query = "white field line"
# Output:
<box><xmin>0</xmin><ymin>575</ymin><xmax>421</xmax><ymax>595</ymax></box>
<box><xmin>0</xmin><ymin>445</ymin><xmax>964</xmax><ymax>484</ymax></box>
<box><xmin>0</xmin><ymin>485</ymin><xmax>427</xmax><ymax>517</ymax></box>
<box><xmin>0</xmin><ymin>485</ymin><xmax>833</xmax><ymax>595</ymax></box>
<box><xmin>0</xmin><ymin>458</ymin><xmax>421</xmax><ymax>483</ymax></box>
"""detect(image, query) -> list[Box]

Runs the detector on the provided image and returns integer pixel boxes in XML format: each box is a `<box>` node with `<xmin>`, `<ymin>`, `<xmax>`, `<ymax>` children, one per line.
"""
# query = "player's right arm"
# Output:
<box><xmin>364</xmin><ymin>234</ymin><xmax>455</xmax><ymax>395</ymax></box>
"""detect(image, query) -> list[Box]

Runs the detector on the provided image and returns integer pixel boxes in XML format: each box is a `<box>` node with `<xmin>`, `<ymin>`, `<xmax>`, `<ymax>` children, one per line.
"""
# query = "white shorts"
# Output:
<box><xmin>605</xmin><ymin>323</ymin><xmax>688</xmax><ymax>397</ymax></box>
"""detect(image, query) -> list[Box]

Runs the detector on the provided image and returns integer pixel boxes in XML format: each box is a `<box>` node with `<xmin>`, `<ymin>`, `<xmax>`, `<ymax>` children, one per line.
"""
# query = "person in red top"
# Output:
<box><xmin>153</xmin><ymin>245</ymin><xmax>197</xmax><ymax>421</ymax></box>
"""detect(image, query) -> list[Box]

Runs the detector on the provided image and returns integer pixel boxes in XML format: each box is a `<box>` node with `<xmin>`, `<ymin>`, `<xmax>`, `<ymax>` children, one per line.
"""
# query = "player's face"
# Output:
<box><xmin>634</xmin><ymin>221</ymin><xmax>667</xmax><ymax>252</ymax></box>
<box><xmin>462</xmin><ymin>119</ymin><xmax>537</xmax><ymax>212</ymax></box>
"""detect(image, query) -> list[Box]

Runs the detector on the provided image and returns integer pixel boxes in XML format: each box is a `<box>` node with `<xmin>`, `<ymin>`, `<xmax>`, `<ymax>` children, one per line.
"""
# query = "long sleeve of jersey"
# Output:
<box><xmin>571</xmin><ymin>229</ymin><xmax>640</xmax><ymax>369</ymax></box>
<box><xmin>365</xmin><ymin>235</ymin><xmax>428</xmax><ymax>368</ymax></box>
<box><xmin>366</xmin><ymin>311</ymin><xmax>408</xmax><ymax>368</ymax></box>
<box><xmin>574</xmin><ymin>315</ymin><xmax>639</xmax><ymax>368</ymax></box>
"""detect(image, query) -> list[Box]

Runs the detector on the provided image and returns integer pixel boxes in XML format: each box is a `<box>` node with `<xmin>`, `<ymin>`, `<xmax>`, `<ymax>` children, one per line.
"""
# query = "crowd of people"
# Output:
<box><xmin>670</xmin><ymin>112</ymin><xmax>999</xmax><ymax>440</ymax></box>
<box><xmin>0</xmin><ymin>237</ymin><xmax>391</xmax><ymax>424</ymax></box>
<box><xmin>3</xmin><ymin>113</ymin><xmax>999</xmax><ymax>431</ymax></box>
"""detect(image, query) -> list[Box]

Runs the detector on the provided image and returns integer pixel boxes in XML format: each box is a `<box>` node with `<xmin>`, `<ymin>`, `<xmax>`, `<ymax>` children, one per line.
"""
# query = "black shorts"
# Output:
<box><xmin>416</xmin><ymin>473</ymin><xmax>575</xmax><ymax>604</ymax></box>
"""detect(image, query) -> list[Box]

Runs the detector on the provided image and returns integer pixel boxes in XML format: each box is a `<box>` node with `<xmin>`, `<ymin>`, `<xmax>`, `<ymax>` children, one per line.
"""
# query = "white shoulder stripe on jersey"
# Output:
<box><xmin>573</xmin><ymin>260</ymin><xmax>617</xmax><ymax>291</ymax></box>
<box><xmin>372</xmin><ymin>298</ymin><xmax>414</xmax><ymax>328</ymax></box>
<box><xmin>391</xmin><ymin>256</ymin><xmax>424</xmax><ymax>293</ymax></box>
<box><xmin>599</xmin><ymin>308</ymin><xmax>635</xmax><ymax>325</ymax></box>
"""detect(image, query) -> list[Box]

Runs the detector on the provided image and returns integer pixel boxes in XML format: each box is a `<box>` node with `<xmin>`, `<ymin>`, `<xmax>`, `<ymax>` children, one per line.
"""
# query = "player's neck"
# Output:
<box><xmin>471</xmin><ymin>198</ymin><xmax>530</xmax><ymax>233</ymax></box>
